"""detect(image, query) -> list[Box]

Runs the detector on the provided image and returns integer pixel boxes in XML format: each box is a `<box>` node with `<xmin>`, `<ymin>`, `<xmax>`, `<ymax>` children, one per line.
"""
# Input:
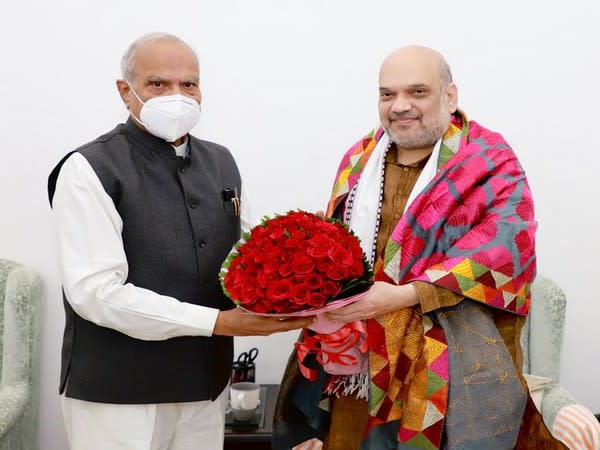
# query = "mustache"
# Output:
<box><xmin>390</xmin><ymin>112</ymin><xmax>421</xmax><ymax>121</ymax></box>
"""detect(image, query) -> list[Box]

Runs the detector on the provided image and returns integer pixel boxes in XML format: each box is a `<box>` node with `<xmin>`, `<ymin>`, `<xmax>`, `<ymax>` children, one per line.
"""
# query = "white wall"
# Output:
<box><xmin>1</xmin><ymin>1</ymin><xmax>598</xmax><ymax>448</ymax></box>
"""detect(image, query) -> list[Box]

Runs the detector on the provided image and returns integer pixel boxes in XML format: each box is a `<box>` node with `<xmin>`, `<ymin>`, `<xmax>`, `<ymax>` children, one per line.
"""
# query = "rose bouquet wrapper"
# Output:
<box><xmin>241</xmin><ymin>292</ymin><xmax>369</xmax><ymax>379</ymax></box>
<box><xmin>219</xmin><ymin>210</ymin><xmax>373</xmax><ymax>380</ymax></box>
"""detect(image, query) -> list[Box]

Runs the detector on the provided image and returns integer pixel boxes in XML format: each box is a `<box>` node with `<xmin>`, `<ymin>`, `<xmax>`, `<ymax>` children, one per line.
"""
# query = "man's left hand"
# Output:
<box><xmin>325</xmin><ymin>281</ymin><xmax>419</xmax><ymax>322</ymax></box>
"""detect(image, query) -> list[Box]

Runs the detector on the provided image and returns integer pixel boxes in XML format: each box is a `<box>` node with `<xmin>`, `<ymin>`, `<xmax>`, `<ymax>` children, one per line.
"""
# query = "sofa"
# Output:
<box><xmin>522</xmin><ymin>275</ymin><xmax>600</xmax><ymax>448</ymax></box>
<box><xmin>0</xmin><ymin>259</ymin><xmax>41</xmax><ymax>450</ymax></box>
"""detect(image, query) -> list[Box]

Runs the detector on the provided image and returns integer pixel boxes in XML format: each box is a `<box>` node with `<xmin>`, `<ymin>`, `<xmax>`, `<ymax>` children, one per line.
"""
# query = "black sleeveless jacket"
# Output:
<box><xmin>48</xmin><ymin>119</ymin><xmax>240</xmax><ymax>403</ymax></box>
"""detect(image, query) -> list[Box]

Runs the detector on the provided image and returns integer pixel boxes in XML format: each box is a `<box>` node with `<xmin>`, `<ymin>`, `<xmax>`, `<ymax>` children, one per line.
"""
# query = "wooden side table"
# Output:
<box><xmin>224</xmin><ymin>383</ymin><xmax>279</xmax><ymax>450</ymax></box>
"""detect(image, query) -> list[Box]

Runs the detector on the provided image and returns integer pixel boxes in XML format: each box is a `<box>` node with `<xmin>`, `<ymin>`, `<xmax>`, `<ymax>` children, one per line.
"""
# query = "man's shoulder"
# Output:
<box><xmin>188</xmin><ymin>135</ymin><xmax>238</xmax><ymax>165</ymax></box>
<box><xmin>73</xmin><ymin>123</ymin><xmax>128</xmax><ymax>157</ymax></box>
<box><xmin>466</xmin><ymin>119</ymin><xmax>509</xmax><ymax>147</ymax></box>
<box><xmin>188</xmin><ymin>135</ymin><xmax>230</xmax><ymax>154</ymax></box>
<box><xmin>337</xmin><ymin>127</ymin><xmax>384</xmax><ymax>163</ymax></box>
<box><xmin>352</xmin><ymin>127</ymin><xmax>384</xmax><ymax>147</ymax></box>
<box><xmin>47</xmin><ymin>124</ymin><xmax>127</xmax><ymax>206</ymax></box>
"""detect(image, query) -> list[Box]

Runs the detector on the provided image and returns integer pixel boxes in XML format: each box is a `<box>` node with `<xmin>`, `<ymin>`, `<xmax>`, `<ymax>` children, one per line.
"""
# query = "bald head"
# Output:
<box><xmin>380</xmin><ymin>46</ymin><xmax>452</xmax><ymax>89</ymax></box>
<box><xmin>378</xmin><ymin>45</ymin><xmax>458</xmax><ymax>153</ymax></box>
<box><xmin>121</xmin><ymin>32</ymin><xmax>199</xmax><ymax>83</ymax></box>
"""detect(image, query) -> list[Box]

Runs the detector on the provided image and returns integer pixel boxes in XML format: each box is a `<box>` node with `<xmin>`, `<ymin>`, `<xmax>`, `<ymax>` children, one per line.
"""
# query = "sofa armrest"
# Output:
<box><xmin>0</xmin><ymin>381</ymin><xmax>30</xmax><ymax>438</ymax></box>
<box><xmin>541</xmin><ymin>382</ymin><xmax>578</xmax><ymax>428</ymax></box>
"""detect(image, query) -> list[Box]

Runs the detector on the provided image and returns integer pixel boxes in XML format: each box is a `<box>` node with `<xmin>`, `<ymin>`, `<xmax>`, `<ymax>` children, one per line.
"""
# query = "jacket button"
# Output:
<box><xmin>189</xmin><ymin>200</ymin><xmax>198</xmax><ymax>209</ymax></box>
<box><xmin>198</xmin><ymin>240</ymin><xmax>207</xmax><ymax>248</ymax></box>
<box><xmin>179</xmin><ymin>166</ymin><xmax>187</xmax><ymax>173</ymax></box>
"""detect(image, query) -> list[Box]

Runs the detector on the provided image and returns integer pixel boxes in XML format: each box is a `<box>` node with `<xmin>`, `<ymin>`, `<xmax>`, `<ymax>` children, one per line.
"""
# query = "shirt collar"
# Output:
<box><xmin>172</xmin><ymin>141</ymin><xmax>188</xmax><ymax>157</ymax></box>
<box><xmin>385</xmin><ymin>142</ymin><xmax>433</xmax><ymax>168</ymax></box>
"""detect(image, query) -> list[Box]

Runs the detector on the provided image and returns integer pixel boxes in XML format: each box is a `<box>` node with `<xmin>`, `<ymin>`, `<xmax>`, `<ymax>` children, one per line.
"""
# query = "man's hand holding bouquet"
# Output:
<box><xmin>220</xmin><ymin>211</ymin><xmax>373</xmax><ymax>380</ymax></box>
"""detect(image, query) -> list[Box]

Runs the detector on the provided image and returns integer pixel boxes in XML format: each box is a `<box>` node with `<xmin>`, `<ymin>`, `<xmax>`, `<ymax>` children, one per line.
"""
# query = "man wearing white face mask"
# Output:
<box><xmin>47</xmin><ymin>32</ymin><xmax>313</xmax><ymax>450</ymax></box>
<box><xmin>127</xmin><ymin>86</ymin><xmax>201</xmax><ymax>143</ymax></box>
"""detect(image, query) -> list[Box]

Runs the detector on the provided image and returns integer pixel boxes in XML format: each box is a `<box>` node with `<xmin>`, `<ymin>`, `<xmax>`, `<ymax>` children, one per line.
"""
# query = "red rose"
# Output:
<box><xmin>273</xmin><ymin>302</ymin><xmax>289</xmax><ymax>313</ymax></box>
<box><xmin>321</xmin><ymin>280</ymin><xmax>341</xmax><ymax>297</ymax></box>
<box><xmin>307</xmin><ymin>246</ymin><xmax>329</xmax><ymax>258</ymax></box>
<box><xmin>348</xmin><ymin>261</ymin><xmax>365</xmax><ymax>278</ymax></box>
<box><xmin>307</xmin><ymin>292</ymin><xmax>327</xmax><ymax>308</ymax></box>
<box><xmin>230</xmin><ymin>271</ymin><xmax>250</xmax><ymax>287</ymax></box>
<box><xmin>267</xmin><ymin>279</ymin><xmax>293</xmax><ymax>301</ymax></box>
<box><xmin>254</xmin><ymin>288</ymin><xmax>267</xmax><ymax>301</ymax></box>
<box><xmin>305</xmin><ymin>274</ymin><xmax>323</xmax><ymax>290</ymax></box>
<box><xmin>315</xmin><ymin>221</ymin><xmax>338</xmax><ymax>234</ymax></box>
<box><xmin>250</xmin><ymin>225</ymin><xmax>269</xmax><ymax>239</ymax></box>
<box><xmin>269</xmin><ymin>227</ymin><xmax>286</xmax><ymax>240</ymax></box>
<box><xmin>328</xmin><ymin>246</ymin><xmax>354</xmax><ymax>266</ymax></box>
<box><xmin>327</xmin><ymin>265</ymin><xmax>348</xmax><ymax>281</ymax></box>
<box><xmin>251</xmin><ymin>252</ymin><xmax>267</xmax><ymax>264</ymax></box>
<box><xmin>278</xmin><ymin>263</ymin><xmax>293</xmax><ymax>277</ymax></box>
<box><xmin>268</xmin><ymin>246</ymin><xmax>284</xmax><ymax>261</ymax></box>
<box><xmin>317</xmin><ymin>259</ymin><xmax>332</xmax><ymax>273</ymax></box>
<box><xmin>253</xmin><ymin>300</ymin><xmax>273</xmax><ymax>313</ymax></box>
<box><xmin>291</xmin><ymin>283</ymin><xmax>311</xmax><ymax>305</ymax></box>
<box><xmin>226</xmin><ymin>284</ymin><xmax>241</xmax><ymax>299</ymax></box>
<box><xmin>292</xmin><ymin>255</ymin><xmax>314</xmax><ymax>274</ymax></box>
<box><xmin>309</xmin><ymin>233</ymin><xmax>334</xmax><ymax>248</ymax></box>
<box><xmin>308</xmin><ymin>232</ymin><xmax>330</xmax><ymax>250</ymax></box>
<box><xmin>290</xmin><ymin>228</ymin><xmax>306</xmax><ymax>240</ymax></box>
<box><xmin>263</xmin><ymin>261</ymin><xmax>279</xmax><ymax>275</ymax></box>
<box><xmin>284</xmin><ymin>237</ymin><xmax>302</xmax><ymax>250</ymax></box>
<box><xmin>257</xmin><ymin>272</ymin><xmax>275</xmax><ymax>289</ymax></box>
<box><xmin>240</xmin><ymin>286</ymin><xmax>257</xmax><ymax>304</ymax></box>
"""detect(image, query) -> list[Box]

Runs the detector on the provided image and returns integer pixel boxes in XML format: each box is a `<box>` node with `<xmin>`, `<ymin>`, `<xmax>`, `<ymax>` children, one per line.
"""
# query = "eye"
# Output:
<box><xmin>379</xmin><ymin>92</ymin><xmax>392</xmax><ymax>99</ymax></box>
<box><xmin>183</xmin><ymin>81</ymin><xmax>198</xmax><ymax>88</ymax></box>
<box><xmin>413</xmin><ymin>89</ymin><xmax>427</xmax><ymax>96</ymax></box>
<box><xmin>150</xmin><ymin>81</ymin><xmax>163</xmax><ymax>88</ymax></box>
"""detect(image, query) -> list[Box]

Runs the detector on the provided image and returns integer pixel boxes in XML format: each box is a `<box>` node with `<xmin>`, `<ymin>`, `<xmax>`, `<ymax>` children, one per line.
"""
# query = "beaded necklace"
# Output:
<box><xmin>343</xmin><ymin>141</ymin><xmax>393</xmax><ymax>266</ymax></box>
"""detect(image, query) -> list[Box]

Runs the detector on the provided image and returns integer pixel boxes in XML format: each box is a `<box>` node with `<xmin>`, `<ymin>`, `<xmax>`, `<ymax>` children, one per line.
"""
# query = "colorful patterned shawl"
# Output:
<box><xmin>273</xmin><ymin>112</ymin><xmax>536</xmax><ymax>449</ymax></box>
<box><xmin>328</xmin><ymin>112</ymin><xmax>536</xmax><ymax>312</ymax></box>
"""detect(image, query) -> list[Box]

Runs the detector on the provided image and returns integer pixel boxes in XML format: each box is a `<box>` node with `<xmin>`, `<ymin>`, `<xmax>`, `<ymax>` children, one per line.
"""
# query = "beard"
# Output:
<box><xmin>384</xmin><ymin>112</ymin><xmax>447</xmax><ymax>150</ymax></box>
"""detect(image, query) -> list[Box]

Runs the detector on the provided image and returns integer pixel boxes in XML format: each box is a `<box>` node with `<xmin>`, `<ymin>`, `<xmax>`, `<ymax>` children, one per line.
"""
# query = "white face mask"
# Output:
<box><xmin>129</xmin><ymin>87</ymin><xmax>201</xmax><ymax>142</ymax></box>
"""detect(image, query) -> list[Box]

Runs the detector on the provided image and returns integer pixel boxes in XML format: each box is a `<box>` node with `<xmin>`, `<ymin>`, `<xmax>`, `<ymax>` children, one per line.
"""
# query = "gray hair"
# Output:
<box><xmin>120</xmin><ymin>32</ymin><xmax>198</xmax><ymax>82</ymax></box>
<box><xmin>439</xmin><ymin>58</ymin><xmax>453</xmax><ymax>87</ymax></box>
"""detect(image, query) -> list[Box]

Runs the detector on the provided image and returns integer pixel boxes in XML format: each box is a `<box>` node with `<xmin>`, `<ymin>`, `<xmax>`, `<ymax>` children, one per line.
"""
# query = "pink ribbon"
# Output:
<box><xmin>294</xmin><ymin>321</ymin><xmax>368</xmax><ymax>381</ymax></box>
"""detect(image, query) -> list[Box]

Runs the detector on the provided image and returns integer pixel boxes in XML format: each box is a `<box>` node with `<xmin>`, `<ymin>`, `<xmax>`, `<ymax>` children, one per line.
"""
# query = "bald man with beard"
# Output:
<box><xmin>273</xmin><ymin>46</ymin><xmax>567</xmax><ymax>449</ymax></box>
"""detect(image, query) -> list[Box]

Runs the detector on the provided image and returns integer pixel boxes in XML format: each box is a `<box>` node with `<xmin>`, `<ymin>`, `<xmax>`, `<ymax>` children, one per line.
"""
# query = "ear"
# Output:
<box><xmin>116</xmin><ymin>79</ymin><xmax>131</xmax><ymax>109</ymax></box>
<box><xmin>445</xmin><ymin>83</ymin><xmax>458</xmax><ymax>113</ymax></box>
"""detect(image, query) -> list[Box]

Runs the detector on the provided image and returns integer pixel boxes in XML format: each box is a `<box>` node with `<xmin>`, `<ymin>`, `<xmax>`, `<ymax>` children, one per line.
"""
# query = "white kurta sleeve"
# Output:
<box><xmin>52</xmin><ymin>152</ymin><xmax>222</xmax><ymax>341</ymax></box>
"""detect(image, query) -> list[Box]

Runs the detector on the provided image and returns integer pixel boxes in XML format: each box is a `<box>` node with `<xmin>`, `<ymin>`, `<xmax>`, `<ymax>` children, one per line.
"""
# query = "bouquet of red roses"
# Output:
<box><xmin>219</xmin><ymin>210</ymin><xmax>373</xmax><ymax>379</ymax></box>
<box><xmin>220</xmin><ymin>210</ymin><xmax>373</xmax><ymax>313</ymax></box>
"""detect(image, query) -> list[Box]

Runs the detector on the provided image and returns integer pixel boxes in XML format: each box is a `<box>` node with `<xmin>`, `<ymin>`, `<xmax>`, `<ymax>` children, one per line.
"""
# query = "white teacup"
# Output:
<box><xmin>231</xmin><ymin>406</ymin><xmax>257</xmax><ymax>422</ymax></box>
<box><xmin>230</xmin><ymin>382</ymin><xmax>260</xmax><ymax>412</ymax></box>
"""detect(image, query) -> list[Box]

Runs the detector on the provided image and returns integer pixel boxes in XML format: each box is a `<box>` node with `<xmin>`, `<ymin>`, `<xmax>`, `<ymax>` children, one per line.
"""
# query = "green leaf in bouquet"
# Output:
<box><xmin>333</xmin><ymin>280</ymin><xmax>373</xmax><ymax>301</ymax></box>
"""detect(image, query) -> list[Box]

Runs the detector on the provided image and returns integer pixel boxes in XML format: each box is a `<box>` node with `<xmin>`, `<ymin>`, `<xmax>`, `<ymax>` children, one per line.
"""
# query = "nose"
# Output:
<box><xmin>168</xmin><ymin>85</ymin><xmax>201</xmax><ymax>102</ymax></box>
<box><xmin>170</xmin><ymin>85</ymin><xmax>183</xmax><ymax>95</ymax></box>
<box><xmin>390</xmin><ymin>96</ymin><xmax>412</xmax><ymax>114</ymax></box>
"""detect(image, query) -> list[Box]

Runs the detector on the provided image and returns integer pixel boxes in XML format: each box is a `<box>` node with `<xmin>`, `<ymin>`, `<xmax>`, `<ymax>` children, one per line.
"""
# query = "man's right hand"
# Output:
<box><xmin>213</xmin><ymin>307</ymin><xmax>315</xmax><ymax>336</ymax></box>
